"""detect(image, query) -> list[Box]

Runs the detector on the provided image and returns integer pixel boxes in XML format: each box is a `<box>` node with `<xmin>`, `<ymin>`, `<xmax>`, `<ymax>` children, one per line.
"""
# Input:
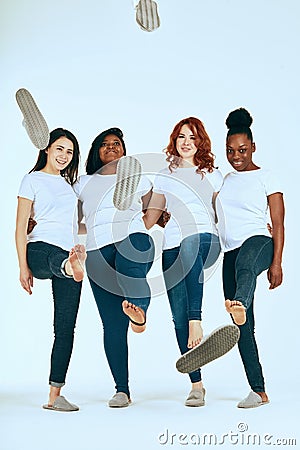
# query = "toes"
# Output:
<box><xmin>122</xmin><ymin>300</ymin><xmax>129</xmax><ymax>309</ymax></box>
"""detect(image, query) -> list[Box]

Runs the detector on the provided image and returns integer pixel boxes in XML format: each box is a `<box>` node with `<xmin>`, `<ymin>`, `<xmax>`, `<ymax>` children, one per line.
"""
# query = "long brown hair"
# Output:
<box><xmin>165</xmin><ymin>117</ymin><xmax>216</xmax><ymax>173</ymax></box>
<box><xmin>30</xmin><ymin>128</ymin><xmax>80</xmax><ymax>185</ymax></box>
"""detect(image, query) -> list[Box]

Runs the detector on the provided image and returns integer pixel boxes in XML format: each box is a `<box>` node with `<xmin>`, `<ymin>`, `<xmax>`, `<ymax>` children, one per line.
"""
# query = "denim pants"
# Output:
<box><xmin>222</xmin><ymin>235</ymin><xmax>274</xmax><ymax>392</ymax></box>
<box><xmin>27</xmin><ymin>241</ymin><xmax>82</xmax><ymax>387</ymax></box>
<box><xmin>162</xmin><ymin>233</ymin><xmax>220</xmax><ymax>383</ymax></box>
<box><xmin>86</xmin><ymin>232</ymin><xmax>154</xmax><ymax>397</ymax></box>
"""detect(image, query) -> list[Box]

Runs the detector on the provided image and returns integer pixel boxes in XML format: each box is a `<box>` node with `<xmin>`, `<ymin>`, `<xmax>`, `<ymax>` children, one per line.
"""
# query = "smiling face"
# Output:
<box><xmin>175</xmin><ymin>124</ymin><xmax>197</xmax><ymax>165</ymax></box>
<box><xmin>44</xmin><ymin>137</ymin><xmax>74</xmax><ymax>174</ymax></box>
<box><xmin>226</xmin><ymin>133</ymin><xmax>258</xmax><ymax>172</ymax></box>
<box><xmin>98</xmin><ymin>134</ymin><xmax>125</xmax><ymax>165</ymax></box>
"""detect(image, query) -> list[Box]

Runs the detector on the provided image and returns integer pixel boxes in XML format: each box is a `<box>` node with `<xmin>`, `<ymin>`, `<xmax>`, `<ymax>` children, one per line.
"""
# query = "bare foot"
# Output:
<box><xmin>122</xmin><ymin>300</ymin><xmax>146</xmax><ymax>333</ymax></box>
<box><xmin>188</xmin><ymin>320</ymin><xmax>203</xmax><ymax>348</ymax></box>
<box><xmin>67</xmin><ymin>244</ymin><xmax>86</xmax><ymax>282</ymax></box>
<box><xmin>225</xmin><ymin>299</ymin><xmax>246</xmax><ymax>325</ymax></box>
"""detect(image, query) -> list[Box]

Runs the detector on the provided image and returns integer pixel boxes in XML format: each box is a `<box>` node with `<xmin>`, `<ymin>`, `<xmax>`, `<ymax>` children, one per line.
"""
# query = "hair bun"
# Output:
<box><xmin>226</xmin><ymin>107</ymin><xmax>253</xmax><ymax>130</ymax></box>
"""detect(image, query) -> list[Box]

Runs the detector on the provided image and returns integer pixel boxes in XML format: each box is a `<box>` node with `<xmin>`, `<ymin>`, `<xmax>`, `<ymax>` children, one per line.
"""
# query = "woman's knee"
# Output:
<box><xmin>237</xmin><ymin>236</ymin><xmax>273</xmax><ymax>272</ymax></box>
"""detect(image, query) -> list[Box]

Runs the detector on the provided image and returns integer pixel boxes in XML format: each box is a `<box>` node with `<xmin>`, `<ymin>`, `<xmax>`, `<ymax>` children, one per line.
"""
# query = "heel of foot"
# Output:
<box><xmin>225</xmin><ymin>300</ymin><xmax>246</xmax><ymax>326</ymax></box>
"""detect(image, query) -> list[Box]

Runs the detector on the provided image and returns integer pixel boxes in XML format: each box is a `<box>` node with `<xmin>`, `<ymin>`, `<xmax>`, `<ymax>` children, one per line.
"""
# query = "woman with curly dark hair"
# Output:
<box><xmin>143</xmin><ymin>117</ymin><xmax>223</xmax><ymax>407</ymax></box>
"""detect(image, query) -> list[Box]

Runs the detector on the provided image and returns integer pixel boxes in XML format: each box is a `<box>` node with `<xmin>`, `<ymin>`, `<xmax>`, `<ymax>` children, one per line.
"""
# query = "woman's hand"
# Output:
<box><xmin>27</xmin><ymin>217</ymin><xmax>37</xmax><ymax>234</ymax></box>
<box><xmin>143</xmin><ymin>192</ymin><xmax>167</xmax><ymax>230</ymax></box>
<box><xmin>267</xmin><ymin>193</ymin><xmax>284</xmax><ymax>290</ymax></box>
<box><xmin>156</xmin><ymin>210</ymin><xmax>171</xmax><ymax>228</ymax></box>
<box><xmin>19</xmin><ymin>266</ymin><xmax>34</xmax><ymax>295</ymax></box>
<box><xmin>267</xmin><ymin>263</ymin><xmax>283</xmax><ymax>289</ymax></box>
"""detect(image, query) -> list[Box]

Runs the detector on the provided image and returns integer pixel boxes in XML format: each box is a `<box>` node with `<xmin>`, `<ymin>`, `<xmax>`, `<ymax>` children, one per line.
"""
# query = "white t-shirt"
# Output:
<box><xmin>153</xmin><ymin>166</ymin><xmax>223</xmax><ymax>250</ymax></box>
<box><xmin>216</xmin><ymin>168</ymin><xmax>283</xmax><ymax>252</ymax></box>
<box><xmin>74</xmin><ymin>173</ymin><xmax>152</xmax><ymax>251</ymax></box>
<box><xmin>18</xmin><ymin>172</ymin><xmax>79</xmax><ymax>251</ymax></box>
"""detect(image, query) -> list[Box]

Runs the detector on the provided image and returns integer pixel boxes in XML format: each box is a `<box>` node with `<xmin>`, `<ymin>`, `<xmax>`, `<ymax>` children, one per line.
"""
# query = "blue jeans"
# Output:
<box><xmin>27</xmin><ymin>241</ymin><xmax>82</xmax><ymax>387</ymax></box>
<box><xmin>86</xmin><ymin>232</ymin><xmax>154</xmax><ymax>397</ymax></box>
<box><xmin>222</xmin><ymin>235</ymin><xmax>274</xmax><ymax>392</ymax></box>
<box><xmin>162</xmin><ymin>233</ymin><xmax>220</xmax><ymax>383</ymax></box>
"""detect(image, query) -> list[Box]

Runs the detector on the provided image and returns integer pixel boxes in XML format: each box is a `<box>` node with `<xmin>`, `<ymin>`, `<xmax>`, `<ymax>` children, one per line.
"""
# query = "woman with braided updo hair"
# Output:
<box><xmin>216</xmin><ymin>107</ymin><xmax>285</xmax><ymax>408</ymax></box>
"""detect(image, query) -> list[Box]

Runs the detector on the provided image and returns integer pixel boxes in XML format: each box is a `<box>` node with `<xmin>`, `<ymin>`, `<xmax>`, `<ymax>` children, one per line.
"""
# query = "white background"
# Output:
<box><xmin>1</xmin><ymin>1</ymin><xmax>299</xmax><ymax>449</ymax></box>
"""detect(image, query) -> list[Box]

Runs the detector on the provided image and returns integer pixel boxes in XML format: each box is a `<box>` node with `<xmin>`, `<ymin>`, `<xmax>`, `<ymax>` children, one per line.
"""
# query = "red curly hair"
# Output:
<box><xmin>166</xmin><ymin>117</ymin><xmax>216</xmax><ymax>173</ymax></box>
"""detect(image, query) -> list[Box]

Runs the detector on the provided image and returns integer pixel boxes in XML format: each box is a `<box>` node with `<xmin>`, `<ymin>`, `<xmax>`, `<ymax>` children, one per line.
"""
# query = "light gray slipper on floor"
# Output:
<box><xmin>16</xmin><ymin>88</ymin><xmax>50</xmax><ymax>150</ymax></box>
<box><xmin>113</xmin><ymin>155</ymin><xmax>142</xmax><ymax>211</ymax></box>
<box><xmin>185</xmin><ymin>388</ymin><xmax>206</xmax><ymax>407</ymax></box>
<box><xmin>237</xmin><ymin>391</ymin><xmax>269</xmax><ymax>408</ymax></box>
<box><xmin>108</xmin><ymin>392</ymin><xmax>131</xmax><ymax>408</ymax></box>
<box><xmin>176</xmin><ymin>324</ymin><xmax>240</xmax><ymax>374</ymax></box>
<box><xmin>43</xmin><ymin>395</ymin><xmax>79</xmax><ymax>412</ymax></box>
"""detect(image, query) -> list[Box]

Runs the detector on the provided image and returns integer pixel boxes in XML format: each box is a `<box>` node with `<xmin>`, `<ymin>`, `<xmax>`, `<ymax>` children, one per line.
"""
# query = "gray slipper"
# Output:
<box><xmin>135</xmin><ymin>0</ymin><xmax>160</xmax><ymax>32</ymax></box>
<box><xmin>176</xmin><ymin>324</ymin><xmax>240</xmax><ymax>374</ymax></box>
<box><xmin>185</xmin><ymin>388</ymin><xmax>206</xmax><ymax>407</ymax></box>
<box><xmin>42</xmin><ymin>395</ymin><xmax>79</xmax><ymax>412</ymax></box>
<box><xmin>108</xmin><ymin>392</ymin><xmax>131</xmax><ymax>408</ymax></box>
<box><xmin>113</xmin><ymin>156</ymin><xmax>142</xmax><ymax>211</ymax></box>
<box><xmin>16</xmin><ymin>88</ymin><xmax>50</xmax><ymax>150</ymax></box>
<box><xmin>237</xmin><ymin>391</ymin><xmax>269</xmax><ymax>408</ymax></box>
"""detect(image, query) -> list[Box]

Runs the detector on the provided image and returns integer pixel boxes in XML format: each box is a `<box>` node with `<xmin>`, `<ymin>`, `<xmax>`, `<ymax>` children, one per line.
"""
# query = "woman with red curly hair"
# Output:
<box><xmin>143</xmin><ymin>117</ymin><xmax>223</xmax><ymax>407</ymax></box>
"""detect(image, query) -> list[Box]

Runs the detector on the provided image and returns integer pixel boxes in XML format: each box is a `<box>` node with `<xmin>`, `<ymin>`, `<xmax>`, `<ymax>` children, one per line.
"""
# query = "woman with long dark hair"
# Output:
<box><xmin>15</xmin><ymin>128</ymin><xmax>86</xmax><ymax>412</ymax></box>
<box><xmin>76</xmin><ymin>127</ymin><xmax>154</xmax><ymax>407</ymax></box>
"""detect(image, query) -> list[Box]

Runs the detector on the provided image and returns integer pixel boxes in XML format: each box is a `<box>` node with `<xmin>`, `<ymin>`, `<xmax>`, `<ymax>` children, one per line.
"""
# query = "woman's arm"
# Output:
<box><xmin>212</xmin><ymin>191</ymin><xmax>219</xmax><ymax>223</ymax></box>
<box><xmin>15</xmin><ymin>197</ymin><xmax>34</xmax><ymax>295</ymax></box>
<box><xmin>142</xmin><ymin>191</ymin><xmax>166</xmax><ymax>230</ymax></box>
<box><xmin>267</xmin><ymin>192</ymin><xmax>285</xmax><ymax>289</ymax></box>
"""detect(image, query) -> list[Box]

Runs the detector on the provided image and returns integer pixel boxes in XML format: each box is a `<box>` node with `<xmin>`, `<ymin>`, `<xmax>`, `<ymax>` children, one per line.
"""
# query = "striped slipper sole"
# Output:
<box><xmin>16</xmin><ymin>88</ymin><xmax>50</xmax><ymax>150</ymax></box>
<box><xmin>176</xmin><ymin>324</ymin><xmax>240</xmax><ymax>374</ymax></box>
<box><xmin>135</xmin><ymin>0</ymin><xmax>160</xmax><ymax>32</ymax></box>
<box><xmin>113</xmin><ymin>156</ymin><xmax>142</xmax><ymax>211</ymax></box>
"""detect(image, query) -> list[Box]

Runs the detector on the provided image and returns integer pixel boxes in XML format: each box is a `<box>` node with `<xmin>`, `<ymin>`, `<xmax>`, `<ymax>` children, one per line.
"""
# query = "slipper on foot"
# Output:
<box><xmin>16</xmin><ymin>88</ymin><xmax>50</xmax><ymax>150</ymax></box>
<box><xmin>237</xmin><ymin>391</ymin><xmax>269</xmax><ymax>408</ymax></box>
<box><xmin>42</xmin><ymin>395</ymin><xmax>79</xmax><ymax>412</ymax></box>
<box><xmin>113</xmin><ymin>156</ymin><xmax>142</xmax><ymax>211</ymax></box>
<box><xmin>176</xmin><ymin>324</ymin><xmax>240</xmax><ymax>374</ymax></box>
<box><xmin>108</xmin><ymin>392</ymin><xmax>131</xmax><ymax>408</ymax></box>
<box><xmin>185</xmin><ymin>388</ymin><xmax>206</xmax><ymax>407</ymax></box>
